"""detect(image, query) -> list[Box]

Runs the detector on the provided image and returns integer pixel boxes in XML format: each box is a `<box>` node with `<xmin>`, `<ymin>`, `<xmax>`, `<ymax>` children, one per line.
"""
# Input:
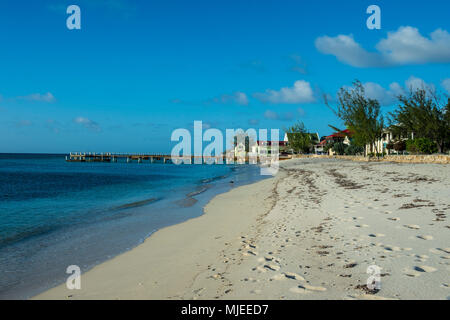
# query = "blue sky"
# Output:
<box><xmin>1</xmin><ymin>0</ymin><xmax>450</xmax><ymax>153</ymax></box>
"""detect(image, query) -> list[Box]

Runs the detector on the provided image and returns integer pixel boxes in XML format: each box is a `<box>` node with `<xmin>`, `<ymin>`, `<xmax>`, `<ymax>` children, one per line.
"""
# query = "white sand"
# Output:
<box><xmin>34</xmin><ymin>158</ymin><xmax>450</xmax><ymax>300</ymax></box>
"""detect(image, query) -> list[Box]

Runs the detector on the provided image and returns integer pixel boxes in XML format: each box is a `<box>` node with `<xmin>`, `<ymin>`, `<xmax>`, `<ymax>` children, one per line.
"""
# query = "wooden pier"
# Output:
<box><xmin>66</xmin><ymin>152</ymin><xmax>291</xmax><ymax>164</ymax></box>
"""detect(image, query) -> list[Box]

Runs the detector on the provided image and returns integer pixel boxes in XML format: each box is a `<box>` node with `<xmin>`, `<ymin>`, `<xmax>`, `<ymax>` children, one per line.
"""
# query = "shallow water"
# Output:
<box><xmin>0</xmin><ymin>154</ymin><xmax>265</xmax><ymax>299</ymax></box>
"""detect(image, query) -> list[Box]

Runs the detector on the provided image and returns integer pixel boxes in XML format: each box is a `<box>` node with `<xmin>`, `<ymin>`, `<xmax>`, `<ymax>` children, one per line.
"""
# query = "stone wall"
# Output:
<box><xmin>291</xmin><ymin>154</ymin><xmax>450</xmax><ymax>164</ymax></box>
<box><xmin>383</xmin><ymin>155</ymin><xmax>450</xmax><ymax>164</ymax></box>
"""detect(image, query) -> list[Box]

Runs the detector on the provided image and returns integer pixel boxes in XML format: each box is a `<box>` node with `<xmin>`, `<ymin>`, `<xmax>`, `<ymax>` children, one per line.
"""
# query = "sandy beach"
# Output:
<box><xmin>34</xmin><ymin>158</ymin><xmax>450</xmax><ymax>300</ymax></box>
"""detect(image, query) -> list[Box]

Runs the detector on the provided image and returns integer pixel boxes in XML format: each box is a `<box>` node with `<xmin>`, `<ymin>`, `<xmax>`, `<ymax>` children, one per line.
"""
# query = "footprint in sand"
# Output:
<box><xmin>253</xmin><ymin>266</ymin><xmax>266</xmax><ymax>273</ymax></box>
<box><xmin>271</xmin><ymin>274</ymin><xmax>286</xmax><ymax>281</ymax></box>
<box><xmin>384</xmin><ymin>245</ymin><xmax>402</xmax><ymax>252</ymax></box>
<box><xmin>283</xmin><ymin>272</ymin><xmax>305</xmax><ymax>281</ymax></box>
<box><xmin>264</xmin><ymin>264</ymin><xmax>280</xmax><ymax>271</ymax></box>
<box><xmin>289</xmin><ymin>287</ymin><xmax>308</xmax><ymax>294</ymax></box>
<box><xmin>402</xmin><ymin>268</ymin><xmax>422</xmax><ymax>277</ymax></box>
<box><xmin>429</xmin><ymin>248</ymin><xmax>450</xmax><ymax>256</ymax></box>
<box><xmin>404</xmin><ymin>224</ymin><xmax>420</xmax><ymax>230</ymax></box>
<box><xmin>414</xmin><ymin>265</ymin><xmax>437</xmax><ymax>273</ymax></box>
<box><xmin>300</xmin><ymin>284</ymin><xmax>327</xmax><ymax>292</ymax></box>
<box><xmin>264</xmin><ymin>255</ymin><xmax>280</xmax><ymax>263</ymax></box>
<box><xmin>289</xmin><ymin>284</ymin><xmax>327</xmax><ymax>294</ymax></box>
<box><xmin>369</xmin><ymin>233</ymin><xmax>385</xmax><ymax>238</ymax></box>
<box><xmin>250</xmin><ymin>289</ymin><xmax>262</xmax><ymax>294</ymax></box>
<box><xmin>353</xmin><ymin>294</ymin><xmax>397</xmax><ymax>300</ymax></box>
<box><xmin>417</xmin><ymin>235</ymin><xmax>433</xmax><ymax>240</ymax></box>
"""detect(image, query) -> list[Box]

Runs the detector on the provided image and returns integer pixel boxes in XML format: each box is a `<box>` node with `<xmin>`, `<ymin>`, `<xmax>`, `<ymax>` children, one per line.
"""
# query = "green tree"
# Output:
<box><xmin>388</xmin><ymin>89</ymin><xmax>450</xmax><ymax>153</ymax></box>
<box><xmin>443</xmin><ymin>99</ymin><xmax>450</xmax><ymax>151</ymax></box>
<box><xmin>284</xmin><ymin>121</ymin><xmax>312</xmax><ymax>154</ymax></box>
<box><xmin>323</xmin><ymin>141</ymin><xmax>334</xmax><ymax>154</ymax></box>
<box><xmin>326</xmin><ymin>80</ymin><xmax>384</xmax><ymax>156</ymax></box>
<box><xmin>344</xmin><ymin>144</ymin><xmax>364</xmax><ymax>155</ymax></box>
<box><xmin>406</xmin><ymin>138</ymin><xmax>438</xmax><ymax>154</ymax></box>
<box><xmin>332</xmin><ymin>142</ymin><xmax>346</xmax><ymax>155</ymax></box>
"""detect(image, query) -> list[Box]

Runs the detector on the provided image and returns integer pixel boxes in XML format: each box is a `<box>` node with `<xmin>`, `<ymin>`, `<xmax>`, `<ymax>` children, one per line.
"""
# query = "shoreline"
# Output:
<box><xmin>34</xmin><ymin>158</ymin><xmax>450</xmax><ymax>300</ymax></box>
<box><xmin>34</xmin><ymin>167</ymin><xmax>281</xmax><ymax>299</ymax></box>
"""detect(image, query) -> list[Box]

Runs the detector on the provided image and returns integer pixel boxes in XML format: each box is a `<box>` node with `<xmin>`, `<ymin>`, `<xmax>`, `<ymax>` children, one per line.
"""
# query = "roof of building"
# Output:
<box><xmin>325</xmin><ymin>129</ymin><xmax>353</xmax><ymax>139</ymax></box>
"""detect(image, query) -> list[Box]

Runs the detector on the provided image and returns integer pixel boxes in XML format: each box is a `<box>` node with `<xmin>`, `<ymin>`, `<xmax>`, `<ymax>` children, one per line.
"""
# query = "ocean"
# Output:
<box><xmin>0</xmin><ymin>153</ymin><xmax>265</xmax><ymax>299</ymax></box>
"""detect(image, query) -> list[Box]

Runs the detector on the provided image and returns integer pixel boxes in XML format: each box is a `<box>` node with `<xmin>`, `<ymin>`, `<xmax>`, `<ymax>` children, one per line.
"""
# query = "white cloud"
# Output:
<box><xmin>263</xmin><ymin>108</ymin><xmax>304</xmax><ymax>121</ymax></box>
<box><xmin>404</xmin><ymin>76</ymin><xmax>435</xmax><ymax>92</ymax></box>
<box><xmin>378</xmin><ymin>27</ymin><xmax>450</xmax><ymax>65</ymax></box>
<box><xmin>315</xmin><ymin>26</ymin><xmax>450</xmax><ymax>67</ymax></box>
<box><xmin>234</xmin><ymin>92</ymin><xmax>249</xmax><ymax>106</ymax></box>
<box><xmin>209</xmin><ymin>91</ymin><xmax>249</xmax><ymax>106</ymax></box>
<box><xmin>73</xmin><ymin>117</ymin><xmax>101</xmax><ymax>132</ymax></box>
<box><xmin>254</xmin><ymin>80</ymin><xmax>315</xmax><ymax>104</ymax></box>
<box><xmin>315</xmin><ymin>34</ymin><xmax>382</xmax><ymax>67</ymax></box>
<box><xmin>342</xmin><ymin>76</ymin><xmax>435</xmax><ymax>106</ymax></box>
<box><xmin>264</xmin><ymin>110</ymin><xmax>279</xmax><ymax>120</ymax></box>
<box><xmin>19</xmin><ymin>92</ymin><xmax>56</xmax><ymax>103</ymax></box>
<box><xmin>442</xmin><ymin>79</ymin><xmax>450</xmax><ymax>93</ymax></box>
<box><xmin>362</xmin><ymin>82</ymin><xmax>398</xmax><ymax>105</ymax></box>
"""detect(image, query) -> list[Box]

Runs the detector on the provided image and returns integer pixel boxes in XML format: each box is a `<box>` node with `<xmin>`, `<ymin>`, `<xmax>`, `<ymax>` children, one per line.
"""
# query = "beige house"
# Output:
<box><xmin>365</xmin><ymin>130</ymin><xmax>414</xmax><ymax>155</ymax></box>
<box><xmin>234</xmin><ymin>133</ymin><xmax>289</xmax><ymax>159</ymax></box>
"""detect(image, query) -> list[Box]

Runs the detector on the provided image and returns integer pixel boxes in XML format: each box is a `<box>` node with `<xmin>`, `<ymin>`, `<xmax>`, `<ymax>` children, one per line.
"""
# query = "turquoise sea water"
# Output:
<box><xmin>0</xmin><ymin>154</ymin><xmax>265</xmax><ymax>299</ymax></box>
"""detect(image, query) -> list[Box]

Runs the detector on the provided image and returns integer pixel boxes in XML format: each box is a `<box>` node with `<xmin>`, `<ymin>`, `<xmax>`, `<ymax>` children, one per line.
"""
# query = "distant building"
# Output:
<box><xmin>320</xmin><ymin>129</ymin><xmax>353</xmax><ymax>155</ymax></box>
<box><xmin>365</xmin><ymin>129</ymin><xmax>414</xmax><ymax>155</ymax></box>
<box><xmin>234</xmin><ymin>134</ymin><xmax>289</xmax><ymax>158</ymax></box>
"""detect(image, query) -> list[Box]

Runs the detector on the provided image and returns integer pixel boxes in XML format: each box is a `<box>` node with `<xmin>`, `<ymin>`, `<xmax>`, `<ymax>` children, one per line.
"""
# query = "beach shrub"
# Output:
<box><xmin>388</xmin><ymin>90</ymin><xmax>450</xmax><ymax>153</ymax></box>
<box><xmin>406</xmin><ymin>139</ymin><xmax>418</xmax><ymax>153</ymax></box>
<box><xmin>344</xmin><ymin>144</ymin><xmax>364</xmax><ymax>155</ymax></box>
<box><xmin>332</xmin><ymin>142</ymin><xmax>346</xmax><ymax>155</ymax></box>
<box><xmin>393</xmin><ymin>140</ymin><xmax>406</xmax><ymax>152</ymax></box>
<box><xmin>285</xmin><ymin>121</ymin><xmax>312</xmax><ymax>154</ymax></box>
<box><xmin>407</xmin><ymin>138</ymin><xmax>438</xmax><ymax>154</ymax></box>
<box><xmin>330</xmin><ymin>81</ymin><xmax>385</xmax><ymax>154</ymax></box>
<box><xmin>323</xmin><ymin>142</ymin><xmax>333</xmax><ymax>153</ymax></box>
